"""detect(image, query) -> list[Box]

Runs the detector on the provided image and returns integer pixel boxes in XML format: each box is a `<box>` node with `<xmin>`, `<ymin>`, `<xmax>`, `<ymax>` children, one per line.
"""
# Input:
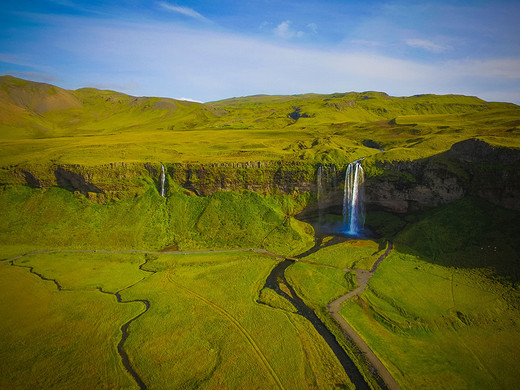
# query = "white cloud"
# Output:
<box><xmin>10</xmin><ymin>16</ymin><xmax>520</xmax><ymax>104</ymax></box>
<box><xmin>274</xmin><ymin>21</ymin><xmax>304</xmax><ymax>39</ymax></box>
<box><xmin>447</xmin><ymin>57</ymin><xmax>520</xmax><ymax>79</ymax></box>
<box><xmin>405</xmin><ymin>38</ymin><xmax>447</xmax><ymax>53</ymax></box>
<box><xmin>176</xmin><ymin>97</ymin><xmax>202</xmax><ymax>103</ymax></box>
<box><xmin>307</xmin><ymin>23</ymin><xmax>318</xmax><ymax>34</ymax></box>
<box><xmin>157</xmin><ymin>2</ymin><xmax>209</xmax><ymax>22</ymax></box>
<box><xmin>259</xmin><ymin>21</ymin><xmax>271</xmax><ymax>30</ymax></box>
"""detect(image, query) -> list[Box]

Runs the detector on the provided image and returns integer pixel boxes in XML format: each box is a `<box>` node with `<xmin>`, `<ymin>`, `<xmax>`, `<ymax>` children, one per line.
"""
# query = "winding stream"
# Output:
<box><xmin>263</xmin><ymin>258</ymin><xmax>371</xmax><ymax>390</ymax></box>
<box><xmin>8</xmin><ymin>255</ymin><xmax>156</xmax><ymax>390</ymax></box>
<box><xmin>5</xmin><ymin>244</ymin><xmax>396</xmax><ymax>389</ymax></box>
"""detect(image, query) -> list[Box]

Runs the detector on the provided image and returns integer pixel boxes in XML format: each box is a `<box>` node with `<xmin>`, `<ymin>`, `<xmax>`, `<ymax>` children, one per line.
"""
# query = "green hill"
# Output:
<box><xmin>1</xmin><ymin>75</ymin><xmax>519</xmax><ymax>168</ymax></box>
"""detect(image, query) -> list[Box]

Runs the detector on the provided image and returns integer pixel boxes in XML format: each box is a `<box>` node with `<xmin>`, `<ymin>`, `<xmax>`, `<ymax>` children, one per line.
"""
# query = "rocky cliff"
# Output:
<box><xmin>364</xmin><ymin>139</ymin><xmax>520</xmax><ymax>213</ymax></box>
<box><xmin>2</xmin><ymin>139</ymin><xmax>518</xmax><ymax>213</ymax></box>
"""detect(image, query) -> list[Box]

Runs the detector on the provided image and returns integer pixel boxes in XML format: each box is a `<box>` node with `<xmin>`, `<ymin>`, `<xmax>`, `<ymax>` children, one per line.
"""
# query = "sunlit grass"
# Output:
<box><xmin>1</xmin><ymin>250</ymin><xmax>355</xmax><ymax>389</ymax></box>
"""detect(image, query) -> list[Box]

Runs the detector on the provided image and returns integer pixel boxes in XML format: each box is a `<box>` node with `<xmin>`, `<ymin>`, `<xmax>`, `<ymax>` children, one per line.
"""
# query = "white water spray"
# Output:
<box><xmin>343</xmin><ymin>160</ymin><xmax>365</xmax><ymax>236</ymax></box>
<box><xmin>317</xmin><ymin>165</ymin><xmax>324</xmax><ymax>204</ymax></box>
<box><xmin>160</xmin><ymin>164</ymin><xmax>166</xmax><ymax>197</ymax></box>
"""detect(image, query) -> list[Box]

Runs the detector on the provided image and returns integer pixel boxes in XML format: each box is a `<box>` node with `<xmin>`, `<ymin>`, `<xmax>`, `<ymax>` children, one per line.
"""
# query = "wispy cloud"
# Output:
<box><xmin>0</xmin><ymin>53</ymin><xmax>54</xmax><ymax>72</ymax></box>
<box><xmin>405</xmin><ymin>38</ymin><xmax>447</xmax><ymax>53</ymax></box>
<box><xmin>8</xmin><ymin>71</ymin><xmax>59</xmax><ymax>83</ymax></box>
<box><xmin>4</xmin><ymin>16</ymin><xmax>520</xmax><ymax>104</ymax></box>
<box><xmin>274</xmin><ymin>21</ymin><xmax>304</xmax><ymax>39</ymax></box>
<box><xmin>307</xmin><ymin>23</ymin><xmax>318</xmax><ymax>34</ymax></box>
<box><xmin>177</xmin><ymin>97</ymin><xmax>202</xmax><ymax>103</ymax></box>
<box><xmin>157</xmin><ymin>2</ymin><xmax>209</xmax><ymax>22</ymax></box>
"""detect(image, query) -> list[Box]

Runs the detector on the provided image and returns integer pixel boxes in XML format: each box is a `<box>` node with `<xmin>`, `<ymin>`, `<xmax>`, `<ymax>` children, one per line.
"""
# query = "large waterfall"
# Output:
<box><xmin>160</xmin><ymin>164</ymin><xmax>166</xmax><ymax>197</ymax></box>
<box><xmin>343</xmin><ymin>160</ymin><xmax>365</xmax><ymax>236</ymax></box>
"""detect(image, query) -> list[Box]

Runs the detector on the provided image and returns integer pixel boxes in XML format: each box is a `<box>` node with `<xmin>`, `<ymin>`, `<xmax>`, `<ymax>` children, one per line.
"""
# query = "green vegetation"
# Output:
<box><xmin>1</xmin><ymin>76</ymin><xmax>519</xmax><ymax>174</ymax></box>
<box><xmin>0</xmin><ymin>185</ymin><xmax>314</xmax><ymax>257</ymax></box>
<box><xmin>0</xmin><ymin>258</ymin><xmax>143</xmax><ymax>389</ymax></box>
<box><xmin>1</xmin><ymin>250</ymin><xmax>354</xmax><ymax>389</ymax></box>
<box><xmin>286</xmin><ymin>261</ymin><xmax>356</xmax><ymax>307</ymax></box>
<box><xmin>340</xmin><ymin>252</ymin><xmax>520</xmax><ymax>389</ymax></box>
<box><xmin>338</xmin><ymin>198</ymin><xmax>520</xmax><ymax>389</ymax></box>
<box><xmin>300</xmin><ymin>239</ymin><xmax>383</xmax><ymax>269</ymax></box>
<box><xmin>1</xmin><ymin>76</ymin><xmax>520</xmax><ymax>389</ymax></box>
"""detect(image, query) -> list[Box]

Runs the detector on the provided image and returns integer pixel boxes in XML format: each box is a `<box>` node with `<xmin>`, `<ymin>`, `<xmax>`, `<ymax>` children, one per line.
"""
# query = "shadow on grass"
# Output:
<box><xmin>373</xmin><ymin>197</ymin><xmax>520</xmax><ymax>283</ymax></box>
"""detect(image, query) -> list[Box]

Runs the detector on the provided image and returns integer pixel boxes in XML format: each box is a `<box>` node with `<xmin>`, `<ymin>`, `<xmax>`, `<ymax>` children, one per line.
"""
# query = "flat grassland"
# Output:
<box><xmin>0</xmin><ymin>251</ymin><xmax>353</xmax><ymax>389</ymax></box>
<box><xmin>338</xmin><ymin>198</ymin><xmax>520</xmax><ymax>389</ymax></box>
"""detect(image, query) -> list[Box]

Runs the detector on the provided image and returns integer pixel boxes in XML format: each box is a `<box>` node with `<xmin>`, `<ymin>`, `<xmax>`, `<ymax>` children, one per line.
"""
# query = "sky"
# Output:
<box><xmin>1</xmin><ymin>0</ymin><xmax>520</xmax><ymax>103</ymax></box>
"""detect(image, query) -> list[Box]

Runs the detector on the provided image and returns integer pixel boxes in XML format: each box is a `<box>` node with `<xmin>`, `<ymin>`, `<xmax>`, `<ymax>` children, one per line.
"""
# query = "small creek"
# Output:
<box><xmin>262</xmin><ymin>258</ymin><xmax>371</xmax><ymax>390</ymax></box>
<box><xmin>9</xmin><ymin>255</ymin><xmax>155</xmax><ymax>390</ymax></box>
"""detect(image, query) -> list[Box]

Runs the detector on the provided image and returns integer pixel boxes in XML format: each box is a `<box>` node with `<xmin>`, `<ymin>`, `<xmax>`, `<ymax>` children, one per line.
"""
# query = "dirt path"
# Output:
<box><xmin>327</xmin><ymin>242</ymin><xmax>401</xmax><ymax>390</ymax></box>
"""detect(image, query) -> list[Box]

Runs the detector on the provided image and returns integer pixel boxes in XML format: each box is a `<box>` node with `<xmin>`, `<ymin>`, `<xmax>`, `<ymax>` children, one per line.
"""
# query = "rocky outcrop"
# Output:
<box><xmin>54</xmin><ymin>167</ymin><xmax>103</xmax><ymax>195</ymax></box>
<box><xmin>365</xmin><ymin>162</ymin><xmax>465</xmax><ymax>213</ymax></box>
<box><xmin>364</xmin><ymin>139</ymin><xmax>520</xmax><ymax>213</ymax></box>
<box><xmin>448</xmin><ymin>139</ymin><xmax>520</xmax><ymax>211</ymax></box>
<box><xmin>171</xmin><ymin>161</ymin><xmax>316</xmax><ymax>196</ymax></box>
<box><xmin>3</xmin><ymin>160</ymin><xmax>319</xmax><ymax>200</ymax></box>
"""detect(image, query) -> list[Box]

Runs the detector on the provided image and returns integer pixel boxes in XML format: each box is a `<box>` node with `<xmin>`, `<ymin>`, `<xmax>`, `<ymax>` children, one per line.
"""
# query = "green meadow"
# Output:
<box><xmin>1</xmin><ymin>250</ymin><xmax>354</xmax><ymax>389</ymax></box>
<box><xmin>339</xmin><ymin>198</ymin><xmax>520</xmax><ymax>389</ymax></box>
<box><xmin>0</xmin><ymin>185</ymin><xmax>314</xmax><ymax>257</ymax></box>
<box><xmin>2</xmin><ymin>75</ymin><xmax>520</xmax><ymax>172</ymax></box>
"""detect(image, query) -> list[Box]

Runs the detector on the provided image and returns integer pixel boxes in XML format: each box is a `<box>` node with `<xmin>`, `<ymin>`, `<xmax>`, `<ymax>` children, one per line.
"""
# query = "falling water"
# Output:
<box><xmin>160</xmin><ymin>164</ymin><xmax>166</xmax><ymax>197</ymax></box>
<box><xmin>343</xmin><ymin>160</ymin><xmax>365</xmax><ymax>236</ymax></box>
<box><xmin>316</xmin><ymin>165</ymin><xmax>325</xmax><ymax>204</ymax></box>
<box><xmin>316</xmin><ymin>165</ymin><xmax>325</xmax><ymax>225</ymax></box>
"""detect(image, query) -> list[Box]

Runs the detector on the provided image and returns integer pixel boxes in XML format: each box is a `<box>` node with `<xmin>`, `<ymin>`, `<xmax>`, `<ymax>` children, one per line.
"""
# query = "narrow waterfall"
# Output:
<box><xmin>316</xmin><ymin>165</ymin><xmax>325</xmax><ymax>224</ymax></box>
<box><xmin>343</xmin><ymin>160</ymin><xmax>365</xmax><ymax>236</ymax></box>
<box><xmin>160</xmin><ymin>164</ymin><xmax>166</xmax><ymax>197</ymax></box>
<box><xmin>317</xmin><ymin>165</ymin><xmax>325</xmax><ymax>205</ymax></box>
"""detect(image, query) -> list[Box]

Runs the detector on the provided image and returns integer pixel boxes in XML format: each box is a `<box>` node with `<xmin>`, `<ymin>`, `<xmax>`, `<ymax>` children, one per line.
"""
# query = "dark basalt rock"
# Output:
<box><xmin>54</xmin><ymin>167</ymin><xmax>103</xmax><ymax>195</ymax></box>
<box><xmin>364</xmin><ymin>139</ymin><xmax>520</xmax><ymax>213</ymax></box>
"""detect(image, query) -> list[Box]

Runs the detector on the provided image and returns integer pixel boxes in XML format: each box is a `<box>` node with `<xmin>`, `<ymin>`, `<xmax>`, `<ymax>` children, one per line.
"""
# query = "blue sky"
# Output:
<box><xmin>1</xmin><ymin>0</ymin><xmax>519</xmax><ymax>103</ymax></box>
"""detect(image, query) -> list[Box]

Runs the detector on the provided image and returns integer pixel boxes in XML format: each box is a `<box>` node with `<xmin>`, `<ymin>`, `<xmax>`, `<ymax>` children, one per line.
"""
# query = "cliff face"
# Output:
<box><xmin>3</xmin><ymin>160</ymin><xmax>319</xmax><ymax>200</ymax></box>
<box><xmin>2</xmin><ymin>139</ymin><xmax>518</xmax><ymax>213</ymax></box>
<box><xmin>365</xmin><ymin>139</ymin><xmax>520</xmax><ymax>213</ymax></box>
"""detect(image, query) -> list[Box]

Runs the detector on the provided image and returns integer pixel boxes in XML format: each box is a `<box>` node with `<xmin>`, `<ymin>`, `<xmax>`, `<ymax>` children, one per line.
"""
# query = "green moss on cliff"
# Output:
<box><xmin>0</xmin><ymin>185</ymin><xmax>313</xmax><ymax>257</ymax></box>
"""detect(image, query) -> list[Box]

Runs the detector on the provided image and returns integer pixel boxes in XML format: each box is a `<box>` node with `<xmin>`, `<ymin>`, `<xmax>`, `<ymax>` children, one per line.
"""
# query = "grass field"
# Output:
<box><xmin>284</xmin><ymin>239</ymin><xmax>384</xmax><ymax>308</ymax></box>
<box><xmin>339</xmin><ymin>251</ymin><xmax>520</xmax><ymax>389</ymax></box>
<box><xmin>1</xmin><ymin>250</ymin><xmax>354</xmax><ymax>389</ymax></box>
<box><xmin>0</xmin><ymin>258</ymin><xmax>143</xmax><ymax>389</ymax></box>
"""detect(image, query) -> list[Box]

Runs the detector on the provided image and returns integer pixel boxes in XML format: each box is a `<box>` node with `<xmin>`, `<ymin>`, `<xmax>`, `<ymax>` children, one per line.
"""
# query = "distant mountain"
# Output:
<box><xmin>0</xmin><ymin>74</ymin><xmax>519</xmax><ymax>170</ymax></box>
<box><xmin>0</xmin><ymin>75</ymin><xmax>206</xmax><ymax>138</ymax></box>
<box><xmin>1</xmin><ymin>75</ymin><xmax>519</xmax><ymax>211</ymax></box>
<box><xmin>2</xmin><ymin>75</ymin><xmax>519</xmax><ymax>139</ymax></box>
